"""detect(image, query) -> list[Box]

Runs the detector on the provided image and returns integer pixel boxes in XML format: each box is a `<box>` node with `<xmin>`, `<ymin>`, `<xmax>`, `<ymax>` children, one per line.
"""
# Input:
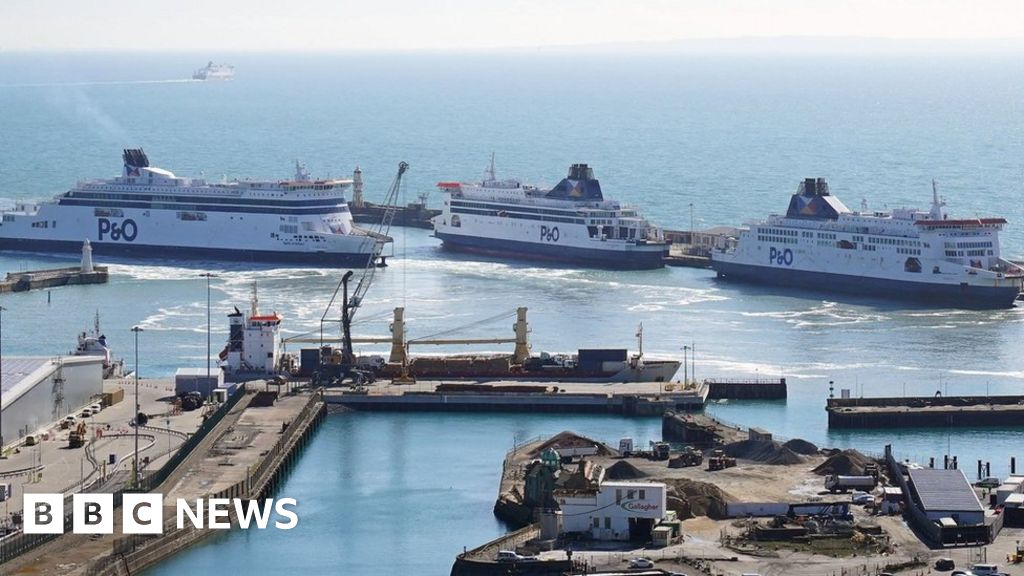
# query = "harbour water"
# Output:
<box><xmin>1</xmin><ymin>51</ymin><xmax>1023</xmax><ymax>574</ymax></box>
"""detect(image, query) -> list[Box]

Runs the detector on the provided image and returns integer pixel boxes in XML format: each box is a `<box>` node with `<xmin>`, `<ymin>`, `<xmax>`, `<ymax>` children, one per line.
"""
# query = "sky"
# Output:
<box><xmin>2</xmin><ymin>0</ymin><xmax>1024</xmax><ymax>52</ymax></box>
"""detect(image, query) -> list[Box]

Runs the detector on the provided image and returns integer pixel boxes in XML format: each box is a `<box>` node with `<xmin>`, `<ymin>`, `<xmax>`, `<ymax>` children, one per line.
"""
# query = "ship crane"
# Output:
<box><xmin>312</xmin><ymin>162</ymin><xmax>408</xmax><ymax>385</ymax></box>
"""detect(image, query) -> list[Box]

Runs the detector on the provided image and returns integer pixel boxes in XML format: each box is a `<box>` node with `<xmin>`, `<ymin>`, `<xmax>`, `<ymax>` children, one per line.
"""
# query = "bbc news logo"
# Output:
<box><xmin>24</xmin><ymin>494</ymin><xmax>299</xmax><ymax>534</ymax></box>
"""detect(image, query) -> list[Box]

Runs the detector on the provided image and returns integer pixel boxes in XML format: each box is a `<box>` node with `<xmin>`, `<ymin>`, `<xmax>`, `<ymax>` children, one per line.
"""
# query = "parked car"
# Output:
<box><xmin>969</xmin><ymin>564</ymin><xmax>999</xmax><ymax>576</ymax></box>
<box><xmin>495</xmin><ymin>550</ymin><xmax>525</xmax><ymax>562</ymax></box>
<box><xmin>80</xmin><ymin>408</ymin><xmax>92</xmax><ymax>418</ymax></box>
<box><xmin>851</xmin><ymin>491</ymin><xmax>874</xmax><ymax>505</ymax></box>
<box><xmin>950</xmin><ymin>571</ymin><xmax>973</xmax><ymax>576</ymax></box>
<box><xmin>89</xmin><ymin>403</ymin><xmax>102</xmax><ymax>413</ymax></box>
<box><xmin>935</xmin><ymin>557</ymin><xmax>955</xmax><ymax>570</ymax></box>
<box><xmin>976</xmin><ymin>477</ymin><xmax>1002</xmax><ymax>488</ymax></box>
<box><xmin>628</xmin><ymin>557</ymin><xmax>655</xmax><ymax>569</ymax></box>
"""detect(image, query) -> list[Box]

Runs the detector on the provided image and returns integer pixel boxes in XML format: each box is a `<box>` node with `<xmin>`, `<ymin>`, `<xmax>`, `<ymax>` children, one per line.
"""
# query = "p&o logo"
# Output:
<box><xmin>769</xmin><ymin>247</ymin><xmax>793</xmax><ymax>266</ymax></box>
<box><xmin>539</xmin><ymin>225</ymin><xmax>560</xmax><ymax>243</ymax></box>
<box><xmin>97</xmin><ymin>218</ymin><xmax>138</xmax><ymax>242</ymax></box>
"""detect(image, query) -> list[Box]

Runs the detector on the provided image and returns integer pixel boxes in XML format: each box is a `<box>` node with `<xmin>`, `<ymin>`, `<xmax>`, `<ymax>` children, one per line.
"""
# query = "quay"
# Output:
<box><xmin>0</xmin><ymin>383</ymin><xmax>327</xmax><ymax>575</ymax></box>
<box><xmin>0</xmin><ymin>240</ymin><xmax>107</xmax><ymax>294</ymax></box>
<box><xmin>0</xmin><ymin>266</ymin><xmax>107</xmax><ymax>294</ymax></box>
<box><xmin>705</xmin><ymin>377</ymin><xmax>786</xmax><ymax>400</ymax></box>
<box><xmin>324</xmin><ymin>379</ymin><xmax>707</xmax><ymax>416</ymax></box>
<box><xmin>826</xmin><ymin>394</ymin><xmax>1024</xmax><ymax>429</ymax></box>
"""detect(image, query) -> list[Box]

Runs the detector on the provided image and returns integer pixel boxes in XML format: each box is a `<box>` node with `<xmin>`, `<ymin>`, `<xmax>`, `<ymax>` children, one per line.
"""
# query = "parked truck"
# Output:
<box><xmin>68</xmin><ymin>422</ymin><xmax>87</xmax><ymax>449</ymax></box>
<box><xmin>708</xmin><ymin>449</ymin><xmax>736</xmax><ymax>471</ymax></box>
<box><xmin>825</xmin><ymin>474</ymin><xmax>877</xmax><ymax>493</ymax></box>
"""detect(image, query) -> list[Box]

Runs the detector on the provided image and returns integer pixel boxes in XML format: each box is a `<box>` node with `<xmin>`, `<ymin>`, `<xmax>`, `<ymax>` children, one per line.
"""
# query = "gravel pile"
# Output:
<box><xmin>721</xmin><ymin>439</ymin><xmax>805</xmax><ymax>465</ymax></box>
<box><xmin>813</xmin><ymin>449</ymin><xmax>876</xmax><ymax>476</ymax></box>
<box><xmin>782</xmin><ymin>438</ymin><xmax>819</xmax><ymax>455</ymax></box>
<box><xmin>605</xmin><ymin>460</ymin><xmax>647</xmax><ymax>480</ymax></box>
<box><xmin>663</xmin><ymin>478</ymin><xmax>736</xmax><ymax>519</ymax></box>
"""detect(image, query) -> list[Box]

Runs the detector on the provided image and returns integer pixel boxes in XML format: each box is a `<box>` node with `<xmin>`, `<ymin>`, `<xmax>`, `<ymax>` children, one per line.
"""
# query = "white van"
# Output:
<box><xmin>970</xmin><ymin>564</ymin><xmax>999</xmax><ymax>576</ymax></box>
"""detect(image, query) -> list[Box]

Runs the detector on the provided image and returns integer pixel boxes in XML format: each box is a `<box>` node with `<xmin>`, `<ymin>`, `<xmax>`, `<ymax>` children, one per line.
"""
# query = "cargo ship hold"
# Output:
<box><xmin>348</xmin><ymin>167</ymin><xmax>439</xmax><ymax>229</ymax></box>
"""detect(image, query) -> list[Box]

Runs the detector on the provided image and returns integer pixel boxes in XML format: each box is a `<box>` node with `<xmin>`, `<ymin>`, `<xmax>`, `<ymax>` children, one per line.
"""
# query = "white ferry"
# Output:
<box><xmin>432</xmin><ymin>161</ymin><xmax>668</xmax><ymax>269</ymax></box>
<box><xmin>0</xmin><ymin>149</ymin><xmax>386</xmax><ymax>266</ymax></box>
<box><xmin>192</xmin><ymin>61</ymin><xmax>234</xmax><ymax>81</ymax></box>
<box><xmin>711</xmin><ymin>178</ymin><xmax>1023</xmax><ymax>308</ymax></box>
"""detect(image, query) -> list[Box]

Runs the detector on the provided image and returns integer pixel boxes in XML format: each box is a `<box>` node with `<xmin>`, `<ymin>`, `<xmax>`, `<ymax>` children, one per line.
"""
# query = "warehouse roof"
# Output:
<box><xmin>908</xmin><ymin>468</ymin><xmax>983</xmax><ymax>513</ymax></box>
<box><xmin>2</xmin><ymin>356</ymin><xmax>104</xmax><ymax>409</ymax></box>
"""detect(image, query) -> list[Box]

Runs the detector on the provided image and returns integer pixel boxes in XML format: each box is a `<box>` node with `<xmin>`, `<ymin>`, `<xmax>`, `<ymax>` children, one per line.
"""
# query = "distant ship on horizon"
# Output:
<box><xmin>192</xmin><ymin>61</ymin><xmax>234</xmax><ymax>81</ymax></box>
<box><xmin>711</xmin><ymin>178</ymin><xmax>1024</xmax><ymax>308</ymax></box>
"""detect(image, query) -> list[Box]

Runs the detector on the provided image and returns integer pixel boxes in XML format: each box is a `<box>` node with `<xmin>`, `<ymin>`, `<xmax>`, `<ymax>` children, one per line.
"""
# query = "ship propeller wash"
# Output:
<box><xmin>711</xmin><ymin>178</ymin><xmax>1023</xmax><ymax>308</ymax></box>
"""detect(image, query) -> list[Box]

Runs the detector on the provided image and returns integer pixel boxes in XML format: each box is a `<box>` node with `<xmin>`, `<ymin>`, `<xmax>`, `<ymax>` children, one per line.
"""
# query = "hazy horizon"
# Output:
<box><xmin>3</xmin><ymin>0</ymin><xmax>1024</xmax><ymax>52</ymax></box>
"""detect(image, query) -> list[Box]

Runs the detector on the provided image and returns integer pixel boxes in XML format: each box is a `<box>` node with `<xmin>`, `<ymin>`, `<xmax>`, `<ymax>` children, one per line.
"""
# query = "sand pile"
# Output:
<box><xmin>721</xmin><ymin>439</ymin><xmax>805</xmax><ymax>465</ymax></box>
<box><xmin>782</xmin><ymin>438</ymin><xmax>819</xmax><ymax>455</ymax></box>
<box><xmin>663</xmin><ymin>478</ymin><xmax>736</xmax><ymax>519</ymax></box>
<box><xmin>605</xmin><ymin>460</ymin><xmax>647</xmax><ymax>480</ymax></box>
<box><xmin>529</xmin><ymin>430</ymin><xmax>612</xmax><ymax>458</ymax></box>
<box><xmin>813</xmin><ymin>449</ymin><xmax>876</xmax><ymax>476</ymax></box>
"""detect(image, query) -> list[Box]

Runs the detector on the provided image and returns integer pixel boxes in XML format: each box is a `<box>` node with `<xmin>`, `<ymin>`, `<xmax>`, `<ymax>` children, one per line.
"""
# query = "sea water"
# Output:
<box><xmin>0</xmin><ymin>51</ymin><xmax>1022</xmax><ymax>574</ymax></box>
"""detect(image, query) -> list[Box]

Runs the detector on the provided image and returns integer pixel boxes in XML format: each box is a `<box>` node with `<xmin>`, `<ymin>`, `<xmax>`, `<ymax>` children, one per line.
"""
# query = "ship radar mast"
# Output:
<box><xmin>930</xmin><ymin>179</ymin><xmax>947</xmax><ymax>220</ymax></box>
<box><xmin>484</xmin><ymin>153</ymin><xmax>496</xmax><ymax>183</ymax></box>
<box><xmin>250</xmin><ymin>281</ymin><xmax>260</xmax><ymax>317</ymax></box>
<box><xmin>294</xmin><ymin>160</ymin><xmax>311</xmax><ymax>182</ymax></box>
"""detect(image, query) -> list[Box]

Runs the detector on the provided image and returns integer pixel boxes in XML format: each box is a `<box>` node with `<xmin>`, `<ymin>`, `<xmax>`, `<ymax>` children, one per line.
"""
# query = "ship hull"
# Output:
<box><xmin>712</xmin><ymin>260</ymin><xmax>1021</xmax><ymax>309</ymax></box>
<box><xmin>0</xmin><ymin>238</ymin><xmax>374</xmax><ymax>267</ymax></box>
<box><xmin>435</xmin><ymin>232</ymin><xmax>668</xmax><ymax>270</ymax></box>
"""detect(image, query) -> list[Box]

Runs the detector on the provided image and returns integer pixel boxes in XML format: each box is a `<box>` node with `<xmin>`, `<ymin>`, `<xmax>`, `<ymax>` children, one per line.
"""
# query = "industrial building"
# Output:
<box><xmin>906</xmin><ymin>468</ymin><xmax>985</xmax><ymax>526</ymax></box>
<box><xmin>555</xmin><ymin>480</ymin><xmax>667</xmax><ymax>541</ymax></box>
<box><xmin>0</xmin><ymin>356</ymin><xmax>104</xmax><ymax>446</ymax></box>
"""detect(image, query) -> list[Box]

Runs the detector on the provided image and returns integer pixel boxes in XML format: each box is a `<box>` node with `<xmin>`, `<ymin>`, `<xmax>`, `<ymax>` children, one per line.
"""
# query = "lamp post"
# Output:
<box><xmin>688</xmin><ymin>202</ymin><xmax>694</xmax><ymax>247</ymax></box>
<box><xmin>682</xmin><ymin>345</ymin><xmax>689</xmax><ymax>385</ymax></box>
<box><xmin>199</xmin><ymin>273</ymin><xmax>217</xmax><ymax>399</ymax></box>
<box><xmin>131</xmin><ymin>325</ymin><xmax>143</xmax><ymax>487</ymax></box>
<box><xmin>0</xmin><ymin>305</ymin><xmax>6</xmax><ymax>456</ymax></box>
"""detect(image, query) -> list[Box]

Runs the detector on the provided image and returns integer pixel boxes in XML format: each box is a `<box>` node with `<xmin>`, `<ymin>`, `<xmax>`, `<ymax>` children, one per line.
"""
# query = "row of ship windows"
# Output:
<box><xmin>450</xmin><ymin>207</ymin><xmax>585</xmax><ymax>225</ymax></box>
<box><xmin>451</xmin><ymin>200</ymin><xmax>581</xmax><ymax>217</ymax></box>
<box><xmin>945</xmin><ymin>241</ymin><xmax>993</xmax><ymax>249</ymax></box>
<box><xmin>72</xmin><ymin>192</ymin><xmax>342</xmax><ymax>208</ymax></box>
<box><xmin>64</xmin><ymin>200</ymin><xmax>349</xmax><ymax>216</ymax></box>
<box><xmin>945</xmin><ymin>249</ymin><xmax>994</xmax><ymax>257</ymax></box>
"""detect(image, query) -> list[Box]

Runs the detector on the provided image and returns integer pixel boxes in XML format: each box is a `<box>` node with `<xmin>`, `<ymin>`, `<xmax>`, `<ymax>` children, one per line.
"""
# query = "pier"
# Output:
<box><xmin>705</xmin><ymin>377</ymin><xmax>787</xmax><ymax>400</ymax></box>
<box><xmin>0</xmin><ymin>240</ymin><xmax>108</xmax><ymax>294</ymax></box>
<box><xmin>826</xmin><ymin>394</ymin><xmax>1024</xmax><ymax>429</ymax></box>
<box><xmin>324</xmin><ymin>379</ymin><xmax>707</xmax><ymax>416</ymax></box>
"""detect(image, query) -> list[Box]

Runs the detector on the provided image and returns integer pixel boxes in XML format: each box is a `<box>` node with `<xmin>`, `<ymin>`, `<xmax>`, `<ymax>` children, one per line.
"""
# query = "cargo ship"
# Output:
<box><xmin>347</xmin><ymin>167</ymin><xmax>440</xmax><ymax>229</ymax></box>
<box><xmin>711</xmin><ymin>178</ymin><xmax>1023</xmax><ymax>308</ymax></box>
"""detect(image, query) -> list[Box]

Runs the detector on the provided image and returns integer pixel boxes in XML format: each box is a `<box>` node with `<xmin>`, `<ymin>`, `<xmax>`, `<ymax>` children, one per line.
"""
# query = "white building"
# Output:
<box><xmin>555</xmin><ymin>480</ymin><xmax>667</xmax><ymax>541</ymax></box>
<box><xmin>1</xmin><ymin>356</ymin><xmax>104</xmax><ymax>446</ymax></box>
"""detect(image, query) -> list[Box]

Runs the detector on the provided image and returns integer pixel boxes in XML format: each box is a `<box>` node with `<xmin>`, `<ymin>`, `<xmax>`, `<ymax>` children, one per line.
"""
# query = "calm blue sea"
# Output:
<box><xmin>1</xmin><ymin>51</ymin><xmax>1023</xmax><ymax>574</ymax></box>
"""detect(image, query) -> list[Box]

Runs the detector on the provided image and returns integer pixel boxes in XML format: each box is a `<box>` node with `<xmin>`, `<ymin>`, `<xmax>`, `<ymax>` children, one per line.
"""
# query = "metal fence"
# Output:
<box><xmin>0</xmin><ymin>384</ymin><xmax>248</xmax><ymax>566</ymax></box>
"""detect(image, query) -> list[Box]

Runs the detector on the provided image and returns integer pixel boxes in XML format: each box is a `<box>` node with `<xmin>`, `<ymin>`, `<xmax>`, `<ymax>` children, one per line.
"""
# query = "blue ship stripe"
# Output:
<box><xmin>435</xmin><ymin>232</ymin><xmax>667</xmax><ymax>270</ymax></box>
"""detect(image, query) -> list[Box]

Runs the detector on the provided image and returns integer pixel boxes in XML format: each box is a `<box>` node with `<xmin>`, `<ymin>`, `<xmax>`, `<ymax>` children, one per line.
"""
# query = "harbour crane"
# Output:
<box><xmin>313</xmin><ymin>161</ymin><xmax>408</xmax><ymax>385</ymax></box>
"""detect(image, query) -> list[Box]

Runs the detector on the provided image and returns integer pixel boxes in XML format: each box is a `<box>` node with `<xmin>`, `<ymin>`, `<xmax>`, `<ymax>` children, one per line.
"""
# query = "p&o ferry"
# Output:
<box><xmin>0</xmin><ymin>149</ymin><xmax>387</xmax><ymax>266</ymax></box>
<box><xmin>711</xmin><ymin>178</ymin><xmax>1023</xmax><ymax>308</ymax></box>
<box><xmin>432</xmin><ymin>161</ymin><xmax>668</xmax><ymax>269</ymax></box>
